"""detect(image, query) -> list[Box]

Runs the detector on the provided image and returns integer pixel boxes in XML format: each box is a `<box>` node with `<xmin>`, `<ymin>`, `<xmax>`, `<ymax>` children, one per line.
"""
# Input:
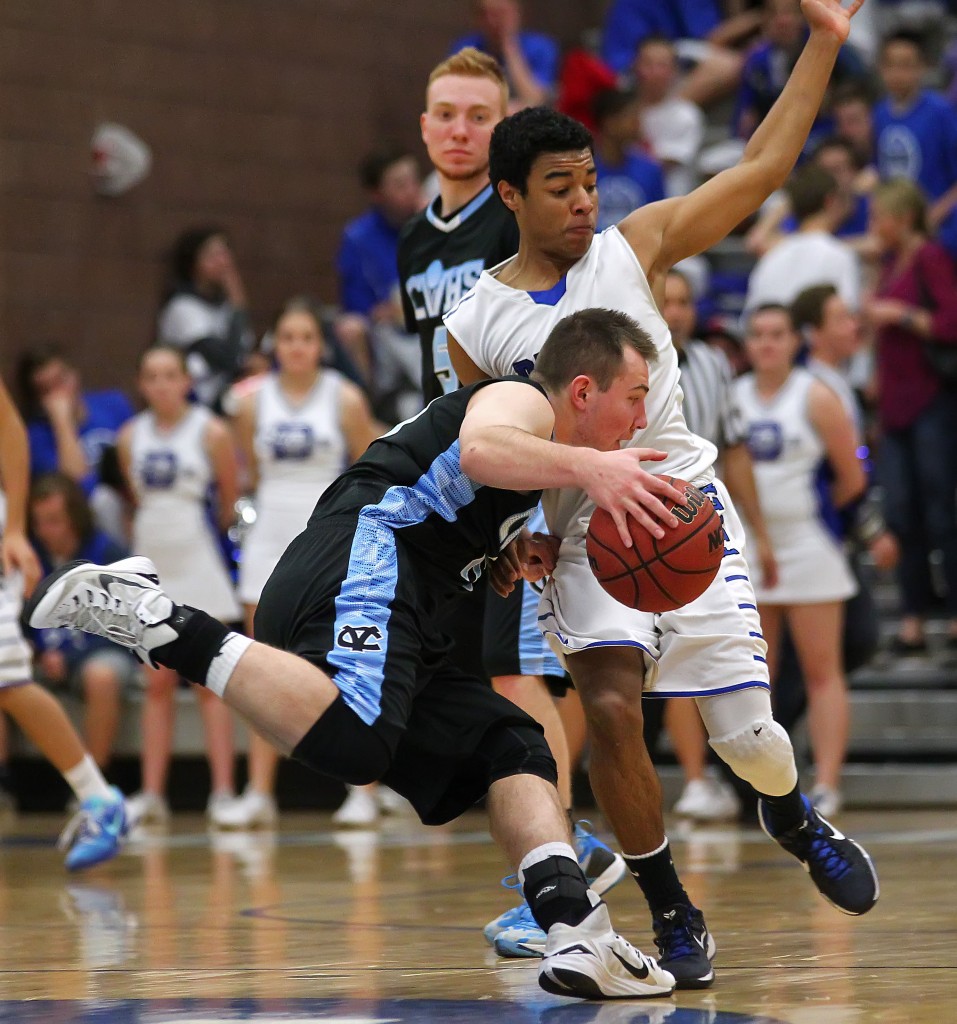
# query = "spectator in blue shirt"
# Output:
<box><xmin>874</xmin><ymin>31</ymin><xmax>957</xmax><ymax>258</ymax></box>
<box><xmin>335</xmin><ymin>147</ymin><xmax>423</xmax><ymax>405</ymax></box>
<box><xmin>450</xmin><ymin>0</ymin><xmax>559</xmax><ymax>112</ymax></box>
<box><xmin>602</xmin><ymin>0</ymin><xmax>758</xmax><ymax>108</ymax></box>
<box><xmin>735</xmin><ymin>0</ymin><xmax>869</xmax><ymax>142</ymax></box>
<box><xmin>28</xmin><ymin>473</ymin><xmax>139</xmax><ymax>770</ymax></box>
<box><xmin>592</xmin><ymin>88</ymin><xmax>667</xmax><ymax>232</ymax></box>
<box><xmin>17</xmin><ymin>346</ymin><xmax>133</xmax><ymax>544</ymax></box>
<box><xmin>601</xmin><ymin>0</ymin><xmax>723</xmax><ymax>74</ymax></box>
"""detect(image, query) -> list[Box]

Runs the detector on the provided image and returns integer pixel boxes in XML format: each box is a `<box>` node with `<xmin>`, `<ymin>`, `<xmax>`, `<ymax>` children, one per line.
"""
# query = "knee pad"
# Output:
<box><xmin>709</xmin><ymin>718</ymin><xmax>797</xmax><ymax>796</ymax></box>
<box><xmin>292</xmin><ymin>694</ymin><xmax>392</xmax><ymax>786</ymax></box>
<box><xmin>481</xmin><ymin>721</ymin><xmax>557</xmax><ymax>788</ymax></box>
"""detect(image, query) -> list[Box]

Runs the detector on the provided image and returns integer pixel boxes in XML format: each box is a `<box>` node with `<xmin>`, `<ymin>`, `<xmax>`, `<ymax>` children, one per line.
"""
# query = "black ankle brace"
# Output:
<box><xmin>522</xmin><ymin>854</ymin><xmax>593</xmax><ymax>932</ymax></box>
<box><xmin>151</xmin><ymin>606</ymin><xmax>230</xmax><ymax>684</ymax></box>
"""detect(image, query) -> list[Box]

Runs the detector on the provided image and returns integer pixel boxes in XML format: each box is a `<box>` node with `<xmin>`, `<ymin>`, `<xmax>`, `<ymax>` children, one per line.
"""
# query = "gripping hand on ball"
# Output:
<box><xmin>580</xmin><ymin>448</ymin><xmax>685</xmax><ymax>549</ymax></box>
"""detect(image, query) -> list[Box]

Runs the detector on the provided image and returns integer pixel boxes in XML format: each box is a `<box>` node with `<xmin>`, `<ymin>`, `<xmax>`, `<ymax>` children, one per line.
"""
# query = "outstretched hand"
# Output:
<box><xmin>801</xmin><ymin>0</ymin><xmax>865</xmax><ymax>45</ymax></box>
<box><xmin>580</xmin><ymin>448</ymin><xmax>685</xmax><ymax>550</ymax></box>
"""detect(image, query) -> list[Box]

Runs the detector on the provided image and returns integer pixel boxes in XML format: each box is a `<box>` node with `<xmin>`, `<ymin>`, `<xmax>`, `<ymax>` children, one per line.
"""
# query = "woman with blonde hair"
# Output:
<box><xmin>862</xmin><ymin>179</ymin><xmax>957</xmax><ymax>656</ymax></box>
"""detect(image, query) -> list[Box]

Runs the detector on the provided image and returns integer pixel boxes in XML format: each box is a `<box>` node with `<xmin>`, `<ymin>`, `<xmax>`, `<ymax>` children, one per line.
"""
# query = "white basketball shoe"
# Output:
<box><xmin>538</xmin><ymin>903</ymin><xmax>676</xmax><ymax>1000</ymax></box>
<box><xmin>24</xmin><ymin>558</ymin><xmax>181</xmax><ymax>666</ymax></box>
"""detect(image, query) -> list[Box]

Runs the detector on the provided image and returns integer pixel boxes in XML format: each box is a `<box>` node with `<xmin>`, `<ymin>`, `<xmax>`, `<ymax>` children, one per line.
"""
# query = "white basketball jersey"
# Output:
<box><xmin>253</xmin><ymin>371</ymin><xmax>346</xmax><ymax>511</ymax></box>
<box><xmin>444</xmin><ymin>227</ymin><xmax>717</xmax><ymax>536</ymax></box>
<box><xmin>733</xmin><ymin>367</ymin><xmax>831</xmax><ymax>526</ymax></box>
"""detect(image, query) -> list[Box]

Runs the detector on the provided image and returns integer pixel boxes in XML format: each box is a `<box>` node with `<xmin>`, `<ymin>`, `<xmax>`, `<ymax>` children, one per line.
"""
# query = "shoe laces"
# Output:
<box><xmin>497</xmin><ymin>875</ymin><xmax>539</xmax><ymax>931</ymax></box>
<box><xmin>58</xmin><ymin>804</ymin><xmax>107</xmax><ymax>852</ymax></box>
<box><xmin>654</xmin><ymin>906</ymin><xmax>696</xmax><ymax>960</ymax></box>
<box><xmin>806</xmin><ymin>829</ymin><xmax>851</xmax><ymax>880</ymax></box>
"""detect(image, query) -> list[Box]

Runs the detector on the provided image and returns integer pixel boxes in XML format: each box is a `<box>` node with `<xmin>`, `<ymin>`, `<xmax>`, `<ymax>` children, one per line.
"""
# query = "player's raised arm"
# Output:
<box><xmin>622</xmin><ymin>0</ymin><xmax>865</xmax><ymax>280</ymax></box>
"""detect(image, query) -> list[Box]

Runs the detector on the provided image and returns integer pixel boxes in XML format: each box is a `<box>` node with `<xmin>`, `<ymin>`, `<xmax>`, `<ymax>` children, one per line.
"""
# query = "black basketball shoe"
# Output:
<box><xmin>759</xmin><ymin>794</ymin><xmax>879</xmax><ymax>915</ymax></box>
<box><xmin>651</xmin><ymin>903</ymin><xmax>715</xmax><ymax>989</ymax></box>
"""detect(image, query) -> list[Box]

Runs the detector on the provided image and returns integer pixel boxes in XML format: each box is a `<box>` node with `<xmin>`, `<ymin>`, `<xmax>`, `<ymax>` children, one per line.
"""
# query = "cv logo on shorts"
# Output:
<box><xmin>337</xmin><ymin>624</ymin><xmax>383</xmax><ymax>652</ymax></box>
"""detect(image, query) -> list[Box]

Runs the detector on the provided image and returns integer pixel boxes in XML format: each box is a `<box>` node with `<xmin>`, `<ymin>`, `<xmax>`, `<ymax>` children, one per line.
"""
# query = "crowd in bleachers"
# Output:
<box><xmin>2</xmin><ymin>0</ymin><xmax>957</xmax><ymax>832</ymax></box>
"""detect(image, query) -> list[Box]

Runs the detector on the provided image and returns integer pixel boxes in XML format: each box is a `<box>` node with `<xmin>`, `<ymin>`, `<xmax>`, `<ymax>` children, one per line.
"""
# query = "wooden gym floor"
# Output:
<box><xmin>0</xmin><ymin>807</ymin><xmax>954</xmax><ymax>1023</ymax></box>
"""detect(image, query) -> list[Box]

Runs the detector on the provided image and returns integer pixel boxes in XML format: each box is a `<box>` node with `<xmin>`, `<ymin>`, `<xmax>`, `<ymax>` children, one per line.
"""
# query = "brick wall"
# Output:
<box><xmin>0</xmin><ymin>0</ymin><xmax>604</xmax><ymax>390</ymax></box>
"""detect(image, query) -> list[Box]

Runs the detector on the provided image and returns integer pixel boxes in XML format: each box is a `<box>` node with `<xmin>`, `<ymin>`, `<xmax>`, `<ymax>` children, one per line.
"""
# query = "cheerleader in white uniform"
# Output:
<box><xmin>118</xmin><ymin>346</ymin><xmax>241</xmax><ymax>825</ymax></box>
<box><xmin>734</xmin><ymin>305</ymin><xmax>866</xmax><ymax>808</ymax></box>
<box><xmin>218</xmin><ymin>298</ymin><xmax>379</xmax><ymax>828</ymax></box>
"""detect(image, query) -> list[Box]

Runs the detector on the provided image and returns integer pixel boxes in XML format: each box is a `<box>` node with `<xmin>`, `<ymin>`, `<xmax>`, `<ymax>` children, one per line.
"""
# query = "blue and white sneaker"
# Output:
<box><xmin>574</xmin><ymin>820</ymin><xmax>628</xmax><ymax>894</ymax></box>
<box><xmin>759</xmin><ymin>794</ymin><xmax>879</xmax><ymax>915</ymax></box>
<box><xmin>59</xmin><ymin>786</ymin><xmax>128</xmax><ymax>871</ymax></box>
<box><xmin>492</xmin><ymin>896</ymin><xmax>546</xmax><ymax>958</ymax></box>
<box><xmin>487</xmin><ymin>822</ymin><xmax>628</xmax><ymax>959</ymax></box>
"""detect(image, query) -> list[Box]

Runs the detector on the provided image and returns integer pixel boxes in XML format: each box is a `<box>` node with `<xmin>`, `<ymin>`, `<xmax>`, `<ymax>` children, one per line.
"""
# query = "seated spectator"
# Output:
<box><xmin>335</xmin><ymin>147</ymin><xmax>425</xmax><ymax>422</ymax></box>
<box><xmin>874</xmin><ymin>30</ymin><xmax>957</xmax><ymax>259</ymax></box>
<box><xmin>632</xmin><ymin>36</ymin><xmax>704</xmax><ymax>197</ymax></box>
<box><xmin>27</xmin><ymin>473</ymin><xmax>139</xmax><ymax>771</ymax></box>
<box><xmin>746</xmin><ymin>136</ymin><xmax>874</xmax><ymax>256</ymax></box>
<box><xmin>592</xmin><ymin>88</ymin><xmax>666</xmax><ymax>232</ymax></box>
<box><xmin>744</xmin><ymin>164</ymin><xmax>861</xmax><ymax>315</ymax></box>
<box><xmin>832</xmin><ymin>82</ymin><xmax>878</xmax><ymax>174</ymax></box>
<box><xmin>157</xmin><ymin>226</ymin><xmax>256</xmax><ymax>412</ymax></box>
<box><xmin>601</xmin><ymin>0</ymin><xmax>757</xmax><ymax>106</ymax></box>
<box><xmin>861</xmin><ymin>179</ymin><xmax>957</xmax><ymax>656</ymax></box>
<box><xmin>735</xmin><ymin>0</ymin><xmax>869</xmax><ymax>143</ymax></box>
<box><xmin>450</xmin><ymin>0</ymin><xmax>559</xmax><ymax>112</ymax></box>
<box><xmin>17</xmin><ymin>346</ymin><xmax>133</xmax><ymax>545</ymax></box>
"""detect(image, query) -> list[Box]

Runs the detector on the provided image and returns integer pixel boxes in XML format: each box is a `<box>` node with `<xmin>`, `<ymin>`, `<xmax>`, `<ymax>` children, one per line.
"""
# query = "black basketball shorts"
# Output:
<box><xmin>254</xmin><ymin>513</ymin><xmax>551</xmax><ymax>824</ymax></box>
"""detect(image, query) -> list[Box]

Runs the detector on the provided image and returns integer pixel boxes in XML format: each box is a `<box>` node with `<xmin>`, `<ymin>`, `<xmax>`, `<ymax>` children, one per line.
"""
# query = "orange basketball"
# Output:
<box><xmin>586</xmin><ymin>478</ymin><xmax>725</xmax><ymax>613</ymax></box>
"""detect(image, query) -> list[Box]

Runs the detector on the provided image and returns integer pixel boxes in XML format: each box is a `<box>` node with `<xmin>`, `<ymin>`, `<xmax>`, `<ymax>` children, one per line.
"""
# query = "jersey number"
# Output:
<box><xmin>433</xmin><ymin>327</ymin><xmax>459</xmax><ymax>395</ymax></box>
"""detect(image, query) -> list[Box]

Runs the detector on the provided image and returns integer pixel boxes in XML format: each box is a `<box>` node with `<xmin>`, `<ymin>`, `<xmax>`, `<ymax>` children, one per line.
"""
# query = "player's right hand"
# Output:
<box><xmin>580</xmin><ymin>448</ymin><xmax>684</xmax><ymax>549</ymax></box>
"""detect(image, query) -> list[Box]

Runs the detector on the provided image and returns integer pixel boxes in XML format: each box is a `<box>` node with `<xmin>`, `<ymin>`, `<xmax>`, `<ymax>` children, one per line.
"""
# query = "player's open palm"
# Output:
<box><xmin>801</xmin><ymin>0</ymin><xmax>865</xmax><ymax>45</ymax></box>
<box><xmin>581</xmin><ymin>448</ymin><xmax>685</xmax><ymax>549</ymax></box>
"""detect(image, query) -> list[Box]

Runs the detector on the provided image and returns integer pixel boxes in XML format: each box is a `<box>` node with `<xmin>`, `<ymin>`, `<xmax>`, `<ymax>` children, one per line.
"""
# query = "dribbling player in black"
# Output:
<box><xmin>26</xmin><ymin>309</ymin><xmax>686</xmax><ymax>1000</ymax></box>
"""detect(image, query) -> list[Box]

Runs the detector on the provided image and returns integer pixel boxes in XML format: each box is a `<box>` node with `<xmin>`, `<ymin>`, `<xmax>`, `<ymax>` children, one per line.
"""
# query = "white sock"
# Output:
<box><xmin>622</xmin><ymin>837</ymin><xmax>670</xmax><ymax>861</ymax></box>
<box><xmin>64</xmin><ymin>755</ymin><xmax>112</xmax><ymax>803</ymax></box>
<box><xmin>518</xmin><ymin>841</ymin><xmax>578</xmax><ymax>885</ymax></box>
<box><xmin>207</xmin><ymin>634</ymin><xmax>254</xmax><ymax>698</ymax></box>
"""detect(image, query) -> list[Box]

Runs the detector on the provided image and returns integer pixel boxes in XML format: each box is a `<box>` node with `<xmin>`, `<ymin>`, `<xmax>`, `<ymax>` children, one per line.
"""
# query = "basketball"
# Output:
<box><xmin>586</xmin><ymin>478</ymin><xmax>725</xmax><ymax>613</ymax></box>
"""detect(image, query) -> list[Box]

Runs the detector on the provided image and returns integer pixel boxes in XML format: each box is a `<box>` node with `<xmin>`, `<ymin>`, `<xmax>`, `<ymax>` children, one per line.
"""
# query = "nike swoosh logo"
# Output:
<box><xmin>611</xmin><ymin>949</ymin><xmax>649</xmax><ymax>980</ymax></box>
<box><xmin>99</xmin><ymin>573</ymin><xmax>151</xmax><ymax>592</ymax></box>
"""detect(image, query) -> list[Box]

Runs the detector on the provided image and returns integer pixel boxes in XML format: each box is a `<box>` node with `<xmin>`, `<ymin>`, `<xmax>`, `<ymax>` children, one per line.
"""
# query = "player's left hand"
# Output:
<box><xmin>801</xmin><ymin>0</ymin><xmax>865</xmax><ymax>45</ymax></box>
<box><xmin>521</xmin><ymin>532</ymin><xmax>560</xmax><ymax>584</ymax></box>
<box><xmin>490</xmin><ymin>535</ymin><xmax>525</xmax><ymax>598</ymax></box>
<box><xmin>1</xmin><ymin>530</ymin><xmax>42</xmax><ymax>598</ymax></box>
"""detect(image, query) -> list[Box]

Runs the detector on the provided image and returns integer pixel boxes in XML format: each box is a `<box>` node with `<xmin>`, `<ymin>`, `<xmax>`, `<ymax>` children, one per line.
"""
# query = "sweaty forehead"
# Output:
<box><xmin>531</xmin><ymin>149</ymin><xmax>595</xmax><ymax>177</ymax></box>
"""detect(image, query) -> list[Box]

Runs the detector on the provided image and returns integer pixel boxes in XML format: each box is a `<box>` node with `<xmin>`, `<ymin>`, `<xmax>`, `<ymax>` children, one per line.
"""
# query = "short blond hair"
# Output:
<box><xmin>873</xmin><ymin>178</ymin><xmax>928</xmax><ymax>235</ymax></box>
<box><xmin>426</xmin><ymin>47</ymin><xmax>509</xmax><ymax>115</ymax></box>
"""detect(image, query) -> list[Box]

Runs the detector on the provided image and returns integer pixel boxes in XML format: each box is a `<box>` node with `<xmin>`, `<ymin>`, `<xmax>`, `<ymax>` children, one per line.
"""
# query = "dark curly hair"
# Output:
<box><xmin>489</xmin><ymin>106</ymin><xmax>593</xmax><ymax>196</ymax></box>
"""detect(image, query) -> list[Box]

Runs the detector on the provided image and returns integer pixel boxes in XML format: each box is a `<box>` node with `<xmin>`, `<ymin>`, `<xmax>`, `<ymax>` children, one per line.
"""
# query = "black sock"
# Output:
<box><xmin>758</xmin><ymin>783</ymin><xmax>805</xmax><ymax>835</ymax></box>
<box><xmin>522</xmin><ymin>855</ymin><xmax>594</xmax><ymax>931</ymax></box>
<box><xmin>151</xmin><ymin>605</ymin><xmax>231</xmax><ymax>686</ymax></box>
<box><xmin>623</xmin><ymin>841</ymin><xmax>690</xmax><ymax>914</ymax></box>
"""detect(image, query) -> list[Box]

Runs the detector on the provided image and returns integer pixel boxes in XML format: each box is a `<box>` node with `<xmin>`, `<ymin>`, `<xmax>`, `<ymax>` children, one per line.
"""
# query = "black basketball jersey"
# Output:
<box><xmin>397</xmin><ymin>184</ymin><xmax>520</xmax><ymax>404</ymax></box>
<box><xmin>310</xmin><ymin>378</ymin><xmax>542</xmax><ymax>594</ymax></box>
